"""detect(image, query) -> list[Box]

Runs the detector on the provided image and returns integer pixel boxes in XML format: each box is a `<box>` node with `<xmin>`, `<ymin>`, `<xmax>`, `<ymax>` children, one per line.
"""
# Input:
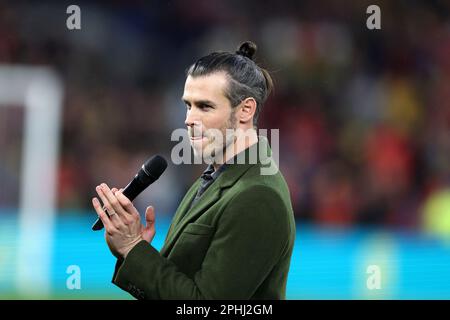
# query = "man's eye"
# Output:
<box><xmin>199</xmin><ymin>104</ymin><xmax>211</xmax><ymax>110</ymax></box>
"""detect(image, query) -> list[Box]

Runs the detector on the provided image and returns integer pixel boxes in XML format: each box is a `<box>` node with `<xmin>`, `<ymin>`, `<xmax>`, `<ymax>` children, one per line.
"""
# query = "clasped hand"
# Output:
<box><xmin>92</xmin><ymin>183</ymin><xmax>156</xmax><ymax>259</ymax></box>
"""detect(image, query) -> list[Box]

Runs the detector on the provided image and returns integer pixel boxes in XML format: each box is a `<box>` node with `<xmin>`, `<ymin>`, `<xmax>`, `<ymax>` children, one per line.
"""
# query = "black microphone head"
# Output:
<box><xmin>143</xmin><ymin>155</ymin><xmax>168</xmax><ymax>179</ymax></box>
<box><xmin>92</xmin><ymin>154</ymin><xmax>168</xmax><ymax>231</ymax></box>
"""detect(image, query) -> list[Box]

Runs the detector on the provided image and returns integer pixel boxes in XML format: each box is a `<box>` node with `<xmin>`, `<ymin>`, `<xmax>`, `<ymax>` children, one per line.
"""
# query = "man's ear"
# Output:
<box><xmin>238</xmin><ymin>97</ymin><xmax>257</xmax><ymax>124</ymax></box>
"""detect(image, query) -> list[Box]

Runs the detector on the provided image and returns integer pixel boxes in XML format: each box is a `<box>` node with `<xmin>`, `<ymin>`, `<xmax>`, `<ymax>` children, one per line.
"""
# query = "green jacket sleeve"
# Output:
<box><xmin>112</xmin><ymin>185</ymin><xmax>291</xmax><ymax>299</ymax></box>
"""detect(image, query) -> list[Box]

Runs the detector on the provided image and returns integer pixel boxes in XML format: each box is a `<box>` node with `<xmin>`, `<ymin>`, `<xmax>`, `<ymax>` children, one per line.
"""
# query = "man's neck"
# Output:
<box><xmin>212</xmin><ymin>128</ymin><xmax>258</xmax><ymax>171</ymax></box>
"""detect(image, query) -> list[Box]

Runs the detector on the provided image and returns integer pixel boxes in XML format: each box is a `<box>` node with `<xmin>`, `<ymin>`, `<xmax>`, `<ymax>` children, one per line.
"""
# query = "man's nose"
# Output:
<box><xmin>185</xmin><ymin>108</ymin><xmax>199</xmax><ymax>127</ymax></box>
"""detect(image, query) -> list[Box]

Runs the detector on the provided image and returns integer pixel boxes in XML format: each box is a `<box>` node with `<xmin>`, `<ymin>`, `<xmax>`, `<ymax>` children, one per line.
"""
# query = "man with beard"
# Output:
<box><xmin>92</xmin><ymin>41</ymin><xmax>296</xmax><ymax>299</ymax></box>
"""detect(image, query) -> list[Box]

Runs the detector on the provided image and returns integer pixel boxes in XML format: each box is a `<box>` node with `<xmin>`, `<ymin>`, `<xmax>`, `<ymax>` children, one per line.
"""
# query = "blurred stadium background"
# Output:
<box><xmin>1</xmin><ymin>0</ymin><xmax>450</xmax><ymax>299</ymax></box>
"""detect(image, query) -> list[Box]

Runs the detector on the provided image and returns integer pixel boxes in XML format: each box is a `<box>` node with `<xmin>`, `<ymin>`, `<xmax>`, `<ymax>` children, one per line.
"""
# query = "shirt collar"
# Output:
<box><xmin>201</xmin><ymin>163</ymin><xmax>228</xmax><ymax>181</ymax></box>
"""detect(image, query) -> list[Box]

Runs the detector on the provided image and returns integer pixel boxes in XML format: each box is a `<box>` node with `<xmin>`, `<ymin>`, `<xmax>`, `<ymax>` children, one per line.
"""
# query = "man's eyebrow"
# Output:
<box><xmin>181</xmin><ymin>98</ymin><xmax>216</xmax><ymax>106</ymax></box>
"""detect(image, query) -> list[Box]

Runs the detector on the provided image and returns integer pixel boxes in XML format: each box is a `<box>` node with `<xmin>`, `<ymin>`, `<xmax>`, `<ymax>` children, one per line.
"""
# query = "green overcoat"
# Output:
<box><xmin>112</xmin><ymin>137</ymin><xmax>296</xmax><ymax>299</ymax></box>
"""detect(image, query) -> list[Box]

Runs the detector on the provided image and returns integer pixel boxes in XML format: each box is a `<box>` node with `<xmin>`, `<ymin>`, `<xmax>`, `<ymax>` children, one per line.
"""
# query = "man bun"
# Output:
<box><xmin>236</xmin><ymin>41</ymin><xmax>257</xmax><ymax>60</ymax></box>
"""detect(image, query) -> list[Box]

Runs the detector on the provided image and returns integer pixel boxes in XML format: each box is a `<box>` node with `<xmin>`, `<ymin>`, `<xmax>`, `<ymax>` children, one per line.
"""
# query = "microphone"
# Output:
<box><xmin>91</xmin><ymin>155</ymin><xmax>168</xmax><ymax>231</ymax></box>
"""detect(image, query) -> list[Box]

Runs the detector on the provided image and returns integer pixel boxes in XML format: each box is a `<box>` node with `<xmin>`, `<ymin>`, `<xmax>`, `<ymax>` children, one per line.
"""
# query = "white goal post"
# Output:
<box><xmin>0</xmin><ymin>65</ymin><xmax>63</xmax><ymax>297</ymax></box>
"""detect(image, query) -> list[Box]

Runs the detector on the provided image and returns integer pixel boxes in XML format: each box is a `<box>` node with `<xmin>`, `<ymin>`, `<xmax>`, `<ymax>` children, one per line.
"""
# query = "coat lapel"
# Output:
<box><xmin>160</xmin><ymin>179</ymin><xmax>222</xmax><ymax>256</ymax></box>
<box><xmin>168</xmin><ymin>179</ymin><xmax>200</xmax><ymax>232</ymax></box>
<box><xmin>159</xmin><ymin>179</ymin><xmax>200</xmax><ymax>255</ymax></box>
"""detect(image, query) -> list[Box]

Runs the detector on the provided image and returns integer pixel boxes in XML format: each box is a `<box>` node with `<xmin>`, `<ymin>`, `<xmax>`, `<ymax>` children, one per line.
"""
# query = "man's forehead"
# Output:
<box><xmin>182</xmin><ymin>73</ymin><xmax>228</xmax><ymax>101</ymax></box>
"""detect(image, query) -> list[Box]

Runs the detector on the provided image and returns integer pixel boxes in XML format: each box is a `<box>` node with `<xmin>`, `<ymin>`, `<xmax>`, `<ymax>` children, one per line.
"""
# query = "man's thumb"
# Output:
<box><xmin>145</xmin><ymin>206</ymin><xmax>155</xmax><ymax>226</ymax></box>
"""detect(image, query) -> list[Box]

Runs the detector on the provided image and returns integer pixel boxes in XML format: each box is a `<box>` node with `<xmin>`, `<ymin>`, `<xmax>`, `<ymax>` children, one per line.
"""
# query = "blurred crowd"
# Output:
<box><xmin>1</xmin><ymin>0</ymin><xmax>450</xmax><ymax>233</ymax></box>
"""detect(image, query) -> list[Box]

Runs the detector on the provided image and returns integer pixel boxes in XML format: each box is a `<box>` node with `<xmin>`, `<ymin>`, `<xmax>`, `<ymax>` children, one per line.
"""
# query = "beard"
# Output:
<box><xmin>190</xmin><ymin>110</ymin><xmax>237</xmax><ymax>164</ymax></box>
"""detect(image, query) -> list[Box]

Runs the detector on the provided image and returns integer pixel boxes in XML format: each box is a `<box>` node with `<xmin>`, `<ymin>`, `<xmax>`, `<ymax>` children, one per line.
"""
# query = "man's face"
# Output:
<box><xmin>182</xmin><ymin>72</ymin><xmax>238</xmax><ymax>163</ymax></box>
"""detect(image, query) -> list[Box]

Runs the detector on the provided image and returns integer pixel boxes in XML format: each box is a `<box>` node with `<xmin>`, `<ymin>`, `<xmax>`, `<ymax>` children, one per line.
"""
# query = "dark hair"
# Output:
<box><xmin>186</xmin><ymin>41</ymin><xmax>274</xmax><ymax>126</ymax></box>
